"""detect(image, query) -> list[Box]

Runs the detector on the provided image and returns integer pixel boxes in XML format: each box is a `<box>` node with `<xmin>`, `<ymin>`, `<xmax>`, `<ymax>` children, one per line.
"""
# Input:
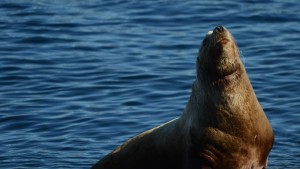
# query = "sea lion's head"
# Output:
<box><xmin>197</xmin><ymin>26</ymin><xmax>243</xmax><ymax>89</ymax></box>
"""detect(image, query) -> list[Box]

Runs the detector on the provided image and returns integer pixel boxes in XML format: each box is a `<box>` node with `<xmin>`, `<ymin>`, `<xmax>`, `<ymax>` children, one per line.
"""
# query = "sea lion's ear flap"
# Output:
<box><xmin>202</xmin><ymin>38</ymin><xmax>208</xmax><ymax>47</ymax></box>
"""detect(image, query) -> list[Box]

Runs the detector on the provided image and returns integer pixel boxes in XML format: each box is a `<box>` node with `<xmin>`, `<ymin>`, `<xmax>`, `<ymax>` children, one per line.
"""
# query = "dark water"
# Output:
<box><xmin>0</xmin><ymin>0</ymin><xmax>299</xmax><ymax>168</ymax></box>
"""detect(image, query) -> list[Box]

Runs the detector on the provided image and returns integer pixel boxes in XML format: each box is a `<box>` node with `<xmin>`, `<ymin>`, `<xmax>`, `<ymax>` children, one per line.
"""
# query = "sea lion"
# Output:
<box><xmin>92</xmin><ymin>26</ymin><xmax>274</xmax><ymax>169</ymax></box>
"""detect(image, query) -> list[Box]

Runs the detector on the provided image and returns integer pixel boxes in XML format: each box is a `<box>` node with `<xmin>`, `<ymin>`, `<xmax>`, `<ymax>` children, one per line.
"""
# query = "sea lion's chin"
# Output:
<box><xmin>219</xmin><ymin>61</ymin><xmax>240</xmax><ymax>77</ymax></box>
<box><xmin>210</xmin><ymin>63</ymin><xmax>241</xmax><ymax>87</ymax></box>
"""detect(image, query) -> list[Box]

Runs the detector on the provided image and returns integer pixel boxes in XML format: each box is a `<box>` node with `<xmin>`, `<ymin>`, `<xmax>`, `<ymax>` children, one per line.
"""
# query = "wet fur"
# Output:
<box><xmin>92</xmin><ymin>27</ymin><xmax>274</xmax><ymax>169</ymax></box>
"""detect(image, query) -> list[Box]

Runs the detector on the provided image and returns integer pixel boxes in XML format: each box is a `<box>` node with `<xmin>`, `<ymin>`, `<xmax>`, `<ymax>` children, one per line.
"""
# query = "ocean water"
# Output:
<box><xmin>0</xmin><ymin>0</ymin><xmax>299</xmax><ymax>168</ymax></box>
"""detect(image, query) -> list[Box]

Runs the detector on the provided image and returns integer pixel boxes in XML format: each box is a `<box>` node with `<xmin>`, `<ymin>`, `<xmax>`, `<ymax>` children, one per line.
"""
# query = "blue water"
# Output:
<box><xmin>0</xmin><ymin>1</ymin><xmax>299</xmax><ymax>168</ymax></box>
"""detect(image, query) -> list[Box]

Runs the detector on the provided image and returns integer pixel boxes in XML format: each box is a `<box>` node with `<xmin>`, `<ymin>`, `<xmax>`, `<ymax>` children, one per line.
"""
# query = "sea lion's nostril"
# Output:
<box><xmin>215</xmin><ymin>26</ymin><xmax>224</xmax><ymax>32</ymax></box>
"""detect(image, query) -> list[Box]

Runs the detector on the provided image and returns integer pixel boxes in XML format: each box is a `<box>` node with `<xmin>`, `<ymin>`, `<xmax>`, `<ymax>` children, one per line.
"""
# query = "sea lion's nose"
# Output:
<box><xmin>214</xmin><ymin>26</ymin><xmax>224</xmax><ymax>33</ymax></box>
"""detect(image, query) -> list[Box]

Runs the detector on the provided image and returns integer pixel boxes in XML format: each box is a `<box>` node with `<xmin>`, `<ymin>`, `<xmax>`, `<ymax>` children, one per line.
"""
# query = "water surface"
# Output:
<box><xmin>0</xmin><ymin>0</ymin><xmax>299</xmax><ymax>168</ymax></box>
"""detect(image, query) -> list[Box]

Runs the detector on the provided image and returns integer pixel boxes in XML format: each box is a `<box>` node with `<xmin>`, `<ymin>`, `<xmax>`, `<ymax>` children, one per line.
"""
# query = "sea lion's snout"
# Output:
<box><xmin>214</xmin><ymin>25</ymin><xmax>225</xmax><ymax>33</ymax></box>
<box><xmin>198</xmin><ymin>26</ymin><xmax>242</xmax><ymax>86</ymax></box>
<box><xmin>213</xmin><ymin>26</ymin><xmax>231</xmax><ymax>45</ymax></box>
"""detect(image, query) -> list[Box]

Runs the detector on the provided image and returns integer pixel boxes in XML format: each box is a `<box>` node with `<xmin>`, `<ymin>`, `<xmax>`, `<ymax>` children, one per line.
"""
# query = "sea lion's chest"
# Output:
<box><xmin>186</xmin><ymin>112</ymin><xmax>273</xmax><ymax>169</ymax></box>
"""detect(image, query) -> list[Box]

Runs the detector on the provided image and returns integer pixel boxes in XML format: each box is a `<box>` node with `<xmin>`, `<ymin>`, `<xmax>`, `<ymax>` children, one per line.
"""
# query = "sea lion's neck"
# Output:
<box><xmin>181</xmin><ymin>70</ymin><xmax>262</xmax><ymax>134</ymax></box>
<box><xmin>201</xmin><ymin>72</ymin><xmax>255</xmax><ymax>111</ymax></box>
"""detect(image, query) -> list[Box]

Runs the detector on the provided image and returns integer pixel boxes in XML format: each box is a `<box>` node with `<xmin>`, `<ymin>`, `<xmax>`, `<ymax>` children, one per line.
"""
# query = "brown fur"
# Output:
<box><xmin>92</xmin><ymin>26</ymin><xmax>274</xmax><ymax>169</ymax></box>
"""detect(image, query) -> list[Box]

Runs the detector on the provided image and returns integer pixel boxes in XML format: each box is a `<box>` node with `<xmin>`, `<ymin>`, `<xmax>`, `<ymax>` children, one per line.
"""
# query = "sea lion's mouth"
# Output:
<box><xmin>217</xmin><ymin>38</ymin><xmax>230</xmax><ymax>45</ymax></box>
